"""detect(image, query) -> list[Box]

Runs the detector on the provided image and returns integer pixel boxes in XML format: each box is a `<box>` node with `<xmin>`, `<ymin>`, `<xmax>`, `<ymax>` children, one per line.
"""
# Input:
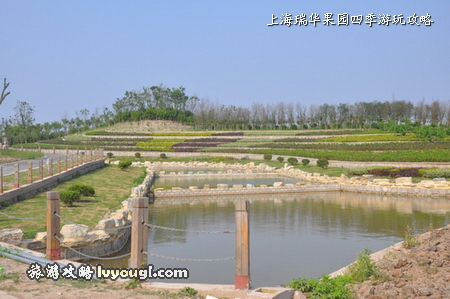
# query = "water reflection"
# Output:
<box><xmin>147</xmin><ymin>192</ymin><xmax>450</xmax><ymax>287</ymax></box>
<box><xmin>154</xmin><ymin>175</ymin><xmax>301</xmax><ymax>189</ymax></box>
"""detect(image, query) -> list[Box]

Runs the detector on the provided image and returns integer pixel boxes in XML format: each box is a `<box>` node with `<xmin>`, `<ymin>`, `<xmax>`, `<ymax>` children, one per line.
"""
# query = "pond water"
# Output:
<box><xmin>144</xmin><ymin>192</ymin><xmax>450</xmax><ymax>287</ymax></box>
<box><xmin>153</xmin><ymin>175</ymin><xmax>301</xmax><ymax>188</ymax></box>
<box><xmin>89</xmin><ymin>172</ymin><xmax>450</xmax><ymax>288</ymax></box>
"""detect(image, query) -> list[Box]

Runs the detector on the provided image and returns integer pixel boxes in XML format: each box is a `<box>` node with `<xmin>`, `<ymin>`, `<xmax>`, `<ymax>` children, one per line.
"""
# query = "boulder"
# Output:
<box><xmin>60</xmin><ymin>224</ymin><xmax>89</xmax><ymax>243</ymax></box>
<box><xmin>0</xmin><ymin>228</ymin><xmax>23</xmax><ymax>245</ymax></box>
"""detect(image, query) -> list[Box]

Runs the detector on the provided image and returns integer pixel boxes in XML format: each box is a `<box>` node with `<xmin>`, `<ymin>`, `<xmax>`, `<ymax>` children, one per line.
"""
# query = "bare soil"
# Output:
<box><xmin>352</xmin><ymin>224</ymin><xmax>450</xmax><ymax>298</ymax></box>
<box><xmin>0</xmin><ymin>156</ymin><xmax>20</xmax><ymax>164</ymax></box>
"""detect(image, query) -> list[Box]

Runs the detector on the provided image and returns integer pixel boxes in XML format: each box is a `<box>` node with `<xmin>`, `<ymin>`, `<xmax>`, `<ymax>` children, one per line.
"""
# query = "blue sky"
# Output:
<box><xmin>1</xmin><ymin>1</ymin><xmax>449</xmax><ymax>124</ymax></box>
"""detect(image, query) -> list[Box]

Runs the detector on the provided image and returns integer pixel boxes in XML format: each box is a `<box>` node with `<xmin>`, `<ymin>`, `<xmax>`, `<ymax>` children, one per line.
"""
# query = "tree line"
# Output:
<box><xmin>1</xmin><ymin>82</ymin><xmax>450</xmax><ymax>146</ymax></box>
<box><xmin>191</xmin><ymin>98</ymin><xmax>450</xmax><ymax>130</ymax></box>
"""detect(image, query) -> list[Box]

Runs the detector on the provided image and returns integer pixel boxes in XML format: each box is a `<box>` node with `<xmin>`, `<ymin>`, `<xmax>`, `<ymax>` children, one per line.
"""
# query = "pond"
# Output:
<box><xmin>153</xmin><ymin>175</ymin><xmax>302</xmax><ymax>188</ymax></box>
<box><xmin>144</xmin><ymin>192</ymin><xmax>450</xmax><ymax>287</ymax></box>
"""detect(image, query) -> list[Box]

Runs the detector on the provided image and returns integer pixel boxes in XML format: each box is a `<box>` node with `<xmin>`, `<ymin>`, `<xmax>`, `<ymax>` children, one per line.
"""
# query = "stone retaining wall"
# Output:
<box><xmin>0</xmin><ymin>159</ymin><xmax>105</xmax><ymax>205</ymax></box>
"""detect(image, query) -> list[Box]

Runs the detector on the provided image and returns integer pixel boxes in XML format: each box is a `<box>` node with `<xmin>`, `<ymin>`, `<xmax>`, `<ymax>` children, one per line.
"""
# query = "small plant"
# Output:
<box><xmin>345</xmin><ymin>248</ymin><xmax>381</xmax><ymax>282</ymax></box>
<box><xmin>118</xmin><ymin>160</ymin><xmax>132</xmax><ymax>170</ymax></box>
<box><xmin>160</xmin><ymin>153</ymin><xmax>167</xmax><ymax>159</ymax></box>
<box><xmin>263</xmin><ymin>153</ymin><xmax>272</xmax><ymax>161</ymax></box>
<box><xmin>277</xmin><ymin>156</ymin><xmax>284</xmax><ymax>163</ymax></box>
<box><xmin>124</xmin><ymin>278</ymin><xmax>141</xmax><ymax>289</ymax></box>
<box><xmin>135</xmin><ymin>152</ymin><xmax>141</xmax><ymax>158</ymax></box>
<box><xmin>287</xmin><ymin>157</ymin><xmax>298</xmax><ymax>165</ymax></box>
<box><xmin>403</xmin><ymin>226</ymin><xmax>421</xmax><ymax>249</ymax></box>
<box><xmin>301</xmin><ymin>158</ymin><xmax>310</xmax><ymax>166</ymax></box>
<box><xmin>317</xmin><ymin>158</ymin><xmax>329</xmax><ymax>169</ymax></box>
<box><xmin>286</xmin><ymin>275</ymin><xmax>354</xmax><ymax>298</ymax></box>
<box><xmin>179</xmin><ymin>286</ymin><xmax>198</xmax><ymax>297</ymax></box>
<box><xmin>106</xmin><ymin>152</ymin><xmax>113</xmax><ymax>158</ymax></box>
<box><xmin>60</xmin><ymin>190</ymin><xmax>80</xmax><ymax>207</ymax></box>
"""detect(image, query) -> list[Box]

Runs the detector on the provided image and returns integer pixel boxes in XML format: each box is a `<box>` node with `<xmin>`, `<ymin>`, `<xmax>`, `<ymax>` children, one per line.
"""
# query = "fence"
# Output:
<box><xmin>2</xmin><ymin>191</ymin><xmax>251</xmax><ymax>290</ymax></box>
<box><xmin>0</xmin><ymin>150</ymin><xmax>104</xmax><ymax>205</ymax></box>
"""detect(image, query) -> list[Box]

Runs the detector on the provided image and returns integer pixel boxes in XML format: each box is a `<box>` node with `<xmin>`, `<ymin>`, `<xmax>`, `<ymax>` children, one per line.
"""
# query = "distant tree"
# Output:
<box><xmin>0</xmin><ymin>78</ymin><xmax>10</xmax><ymax>105</ymax></box>
<box><xmin>13</xmin><ymin>101</ymin><xmax>35</xmax><ymax>140</ymax></box>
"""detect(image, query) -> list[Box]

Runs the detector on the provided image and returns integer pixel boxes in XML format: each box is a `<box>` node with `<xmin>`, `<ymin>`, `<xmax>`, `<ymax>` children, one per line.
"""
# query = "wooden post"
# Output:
<box><xmin>66</xmin><ymin>146</ymin><xmax>69</xmax><ymax>155</ymax></box>
<box><xmin>0</xmin><ymin>167</ymin><xmax>3</xmax><ymax>194</ymax></box>
<box><xmin>39</xmin><ymin>160</ymin><xmax>43</xmax><ymax>180</ymax></box>
<box><xmin>57</xmin><ymin>157</ymin><xmax>61</xmax><ymax>173</ymax></box>
<box><xmin>130</xmin><ymin>197</ymin><xmax>149</xmax><ymax>269</ymax></box>
<box><xmin>235</xmin><ymin>200</ymin><xmax>250</xmax><ymax>290</ymax></box>
<box><xmin>28</xmin><ymin>161</ymin><xmax>33</xmax><ymax>184</ymax></box>
<box><xmin>46</xmin><ymin>191</ymin><xmax>61</xmax><ymax>260</ymax></box>
<box><xmin>52</xmin><ymin>146</ymin><xmax>55</xmax><ymax>154</ymax></box>
<box><xmin>65</xmin><ymin>156</ymin><xmax>68</xmax><ymax>171</ymax></box>
<box><xmin>38</xmin><ymin>146</ymin><xmax>41</xmax><ymax>153</ymax></box>
<box><xmin>48</xmin><ymin>158</ymin><xmax>53</xmax><ymax>176</ymax></box>
<box><xmin>90</xmin><ymin>148</ymin><xmax>93</xmax><ymax>162</ymax></box>
<box><xmin>76</xmin><ymin>147</ymin><xmax>79</xmax><ymax>156</ymax></box>
<box><xmin>14</xmin><ymin>164</ymin><xmax>19</xmax><ymax>189</ymax></box>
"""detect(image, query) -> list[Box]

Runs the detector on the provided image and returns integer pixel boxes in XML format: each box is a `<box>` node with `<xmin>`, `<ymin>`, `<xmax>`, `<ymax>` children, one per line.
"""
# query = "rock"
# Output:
<box><xmin>0</xmin><ymin>228</ymin><xmax>23</xmax><ymax>245</ymax></box>
<box><xmin>232</xmin><ymin>184</ymin><xmax>243</xmax><ymax>189</ymax></box>
<box><xmin>217</xmin><ymin>184</ymin><xmax>228</xmax><ymax>189</ymax></box>
<box><xmin>273</xmin><ymin>182</ymin><xmax>283</xmax><ymax>187</ymax></box>
<box><xmin>395</xmin><ymin>177</ymin><xmax>412</xmax><ymax>184</ymax></box>
<box><xmin>189</xmin><ymin>186</ymin><xmax>198</xmax><ymax>190</ymax></box>
<box><xmin>34</xmin><ymin>232</ymin><xmax>47</xmax><ymax>241</ymax></box>
<box><xmin>60</xmin><ymin>224</ymin><xmax>89</xmax><ymax>243</ymax></box>
<box><xmin>96</xmin><ymin>219</ymin><xmax>116</xmax><ymax>230</ymax></box>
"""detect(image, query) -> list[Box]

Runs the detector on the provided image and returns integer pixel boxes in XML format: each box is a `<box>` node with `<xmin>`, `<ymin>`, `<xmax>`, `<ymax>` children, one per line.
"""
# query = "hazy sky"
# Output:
<box><xmin>1</xmin><ymin>1</ymin><xmax>449</xmax><ymax>124</ymax></box>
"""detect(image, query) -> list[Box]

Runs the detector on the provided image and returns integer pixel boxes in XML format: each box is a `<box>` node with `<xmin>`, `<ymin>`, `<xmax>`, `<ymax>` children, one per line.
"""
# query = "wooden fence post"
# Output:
<box><xmin>28</xmin><ymin>161</ymin><xmax>33</xmax><ymax>184</ymax></box>
<box><xmin>39</xmin><ymin>160</ymin><xmax>43</xmax><ymax>180</ymax></box>
<box><xmin>130</xmin><ymin>197</ymin><xmax>149</xmax><ymax>269</ymax></box>
<box><xmin>0</xmin><ymin>166</ymin><xmax>3</xmax><ymax>194</ymax></box>
<box><xmin>14</xmin><ymin>164</ymin><xmax>19</xmax><ymax>189</ymax></box>
<box><xmin>65</xmin><ymin>156</ymin><xmax>68</xmax><ymax>171</ymax></box>
<box><xmin>48</xmin><ymin>158</ymin><xmax>53</xmax><ymax>176</ymax></box>
<box><xmin>57</xmin><ymin>157</ymin><xmax>61</xmax><ymax>174</ymax></box>
<box><xmin>66</xmin><ymin>146</ymin><xmax>69</xmax><ymax>155</ymax></box>
<box><xmin>46</xmin><ymin>191</ymin><xmax>61</xmax><ymax>260</ymax></box>
<box><xmin>90</xmin><ymin>148</ymin><xmax>93</xmax><ymax>162</ymax></box>
<box><xmin>52</xmin><ymin>146</ymin><xmax>55</xmax><ymax>154</ymax></box>
<box><xmin>235</xmin><ymin>200</ymin><xmax>250</xmax><ymax>290</ymax></box>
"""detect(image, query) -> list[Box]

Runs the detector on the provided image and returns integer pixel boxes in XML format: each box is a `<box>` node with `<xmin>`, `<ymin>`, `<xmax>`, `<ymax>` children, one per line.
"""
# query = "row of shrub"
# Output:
<box><xmin>60</xmin><ymin>184</ymin><xmax>95</xmax><ymax>207</ymax></box>
<box><xmin>318</xmin><ymin>134</ymin><xmax>429</xmax><ymax>143</ymax></box>
<box><xmin>347</xmin><ymin>167</ymin><xmax>450</xmax><ymax>178</ymax></box>
<box><xmin>249</xmin><ymin>148</ymin><xmax>450</xmax><ymax>162</ymax></box>
<box><xmin>267</xmin><ymin>141</ymin><xmax>450</xmax><ymax>151</ymax></box>
<box><xmin>295</xmin><ymin>129</ymin><xmax>385</xmax><ymax>136</ymax></box>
